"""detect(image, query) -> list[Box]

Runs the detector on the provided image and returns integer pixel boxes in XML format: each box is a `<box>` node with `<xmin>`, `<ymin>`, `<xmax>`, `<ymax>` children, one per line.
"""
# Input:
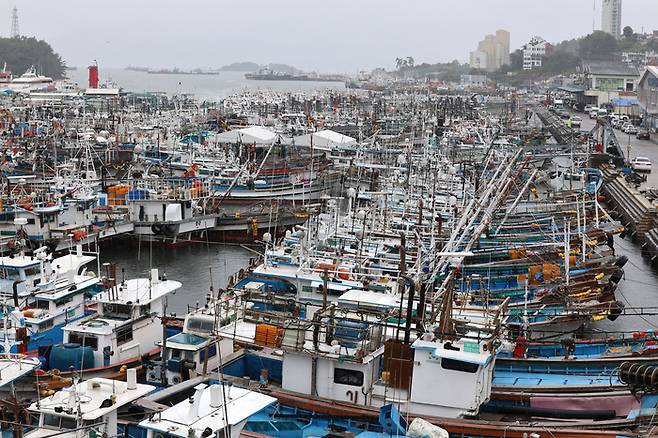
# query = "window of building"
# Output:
<box><xmin>334</xmin><ymin>368</ymin><xmax>364</xmax><ymax>387</ymax></box>
<box><xmin>116</xmin><ymin>326</ymin><xmax>133</xmax><ymax>345</ymax></box>
<box><xmin>440</xmin><ymin>358</ymin><xmax>479</xmax><ymax>373</ymax></box>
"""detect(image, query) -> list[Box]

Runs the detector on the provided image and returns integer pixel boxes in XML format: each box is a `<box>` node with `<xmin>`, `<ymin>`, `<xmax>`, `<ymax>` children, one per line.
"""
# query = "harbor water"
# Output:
<box><xmin>99</xmin><ymin>241</ymin><xmax>253</xmax><ymax>314</ymax></box>
<box><xmin>66</xmin><ymin>68</ymin><xmax>346</xmax><ymax>101</ymax></box>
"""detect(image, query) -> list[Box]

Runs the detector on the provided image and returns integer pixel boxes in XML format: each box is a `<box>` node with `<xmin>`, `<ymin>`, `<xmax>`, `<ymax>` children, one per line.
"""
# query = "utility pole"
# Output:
<box><xmin>10</xmin><ymin>6</ymin><xmax>19</xmax><ymax>39</ymax></box>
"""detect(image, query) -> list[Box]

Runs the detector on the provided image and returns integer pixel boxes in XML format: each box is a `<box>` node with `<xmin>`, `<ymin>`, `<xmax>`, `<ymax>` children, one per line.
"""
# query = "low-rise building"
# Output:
<box><xmin>621</xmin><ymin>51</ymin><xmax>658</xmax><ymax>68</ymax></box>
<box><xmin>638</xmin><ymin>66</ymin><xmax>658</xmax><ymax>132</ymax></box>
<box><xmin>460</xmin><ymin>74</ymin><xmax>487</xmax><ymax>87</ymax></box>
<box><xmin>582</xmin><ymin>61</ymin><xmax>639</xmax><ymax>106</ymax></box>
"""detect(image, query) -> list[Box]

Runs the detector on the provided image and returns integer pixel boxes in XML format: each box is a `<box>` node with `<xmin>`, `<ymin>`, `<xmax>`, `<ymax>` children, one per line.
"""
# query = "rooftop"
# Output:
<box><xmin>28</xmin><ymin>377</ymin><xmax>155</xmax><ymax>421</ymax></box>
<box><xmin>139</xmin><ymin>383</ymin><xmax>276</xmax><ymax>438</ymax></box>
<box><xmin>95</xmin><ymin>277</ymin><xmax>181</xmax><ymax>305</ymax></box>
<box><xmin>583</xmin><ymin>61</ymin><xmax>640</xmax><ymax>77</ymax></box>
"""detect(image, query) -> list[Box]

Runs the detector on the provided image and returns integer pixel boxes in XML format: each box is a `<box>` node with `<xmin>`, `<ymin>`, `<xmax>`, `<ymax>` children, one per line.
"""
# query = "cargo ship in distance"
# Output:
<box><xmin>125</xmin><ymin>66</ymin><xmax>220</xmax><ymax>75</ymax></box>
<box><xmin>245</xmin><ymin>67</ymin><xmax>345</xmax><ymax>82</ymax></box>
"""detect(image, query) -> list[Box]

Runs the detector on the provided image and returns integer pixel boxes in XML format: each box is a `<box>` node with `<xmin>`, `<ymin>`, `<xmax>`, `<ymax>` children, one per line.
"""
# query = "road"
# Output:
<box><xmin>559</xmin><ymin>111</ymin><xmax>658</xmax><ymax>334</ymax></box>
<box><xmin>577</xmin><ymin>113</ymin><xmax>658</xmax><ymax>188</ymax></box>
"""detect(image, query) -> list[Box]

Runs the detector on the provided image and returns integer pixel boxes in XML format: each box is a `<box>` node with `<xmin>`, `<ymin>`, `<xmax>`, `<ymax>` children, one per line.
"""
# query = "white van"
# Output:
<box><xmin>590</xmin><ymin>107</ymin><xmax>600</xmax><ymax>119</ymax></box>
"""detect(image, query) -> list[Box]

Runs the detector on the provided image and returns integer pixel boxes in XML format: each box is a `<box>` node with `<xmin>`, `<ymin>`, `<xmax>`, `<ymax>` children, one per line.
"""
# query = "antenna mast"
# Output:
<box><xmin>10</xmin><ymin>6</ymin><xmax>19</xmax><ymax>39</ymax></box>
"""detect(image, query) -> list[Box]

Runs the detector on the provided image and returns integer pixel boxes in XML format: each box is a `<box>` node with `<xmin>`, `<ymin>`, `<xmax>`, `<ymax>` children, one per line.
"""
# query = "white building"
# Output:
<box><xmin>602</xmin><ymin>0</ymin><xmax>622</xmax><ymax>39</ymax></box>
<box><xmin>469</xmin><ymin>50</ymin><xmax>488</xmax><ymax>71</ymax></box>
<box><xmin>523</xmin><ymin>36</ymin><xmax>549</xmax><ymax>70</ymax></box>
<box><xmin>460</xmin><ymin>74</ymin><xmax>488</xmax><ymax>87</ymax></box>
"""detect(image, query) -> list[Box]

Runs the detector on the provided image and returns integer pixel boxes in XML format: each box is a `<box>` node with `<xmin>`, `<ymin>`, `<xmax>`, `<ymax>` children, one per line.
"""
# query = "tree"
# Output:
<box><xmin>579</xmin><ymin>31</ymin><xmax>619</xmax><ymax>60</ymax></box>
<box><xmin>542</xmin><ymin>51</ymin><xmax>580</xmax><ymax>74</ymax></box>
<box><xmin>623</xmin><ymin>26</ymin><xmax>634</xmax><ymax>39</ymax></box>
<box><xmin>510</xmin><ymin>49</ymin><xmax>524</xmax><ymax>71</ymax></box>
<box><xmin>406</xmin><ymin>56</ymin><xmax>415</xmax><ymax>69</ymax></box>
<box><xmin>0</xmin><ymin>36</ymin><xmax>65</xmax><ymax>79</ymax></box>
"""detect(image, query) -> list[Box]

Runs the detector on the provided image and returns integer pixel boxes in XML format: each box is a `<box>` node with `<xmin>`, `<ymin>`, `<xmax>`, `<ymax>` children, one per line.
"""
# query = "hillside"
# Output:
<box><xmin>0</xmin><ymin>36</ymin><xmax>66</xmax><ymax>79</ymax></box>
<box><xmin>219</xmin><ymin>61</ymin><xmax>259</xmax><ymax>72</ymax></box>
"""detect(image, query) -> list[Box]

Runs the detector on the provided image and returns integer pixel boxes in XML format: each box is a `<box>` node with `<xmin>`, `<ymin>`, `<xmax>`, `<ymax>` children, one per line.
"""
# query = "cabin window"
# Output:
<box><xmin>55</xmin><ymin>296</ymin><xmax>73</xmax><ymax>307</ymax></box>
<box><xmin>140</xmin><ymin>304</ymin><xmax>151</xmax><ymax>316</ymax></box>
<box><xmin>334</xmin><ymin>368</ymin><xmax>364</xmax><ymax>387</ymax></box>
<box><xmin>24</xmin><ymin>267</ymin><xmax>40</xmax><ymax>277</ymax></box>
<box><xmin>39</xmin><ymin>319</ymin><xmax>54</xmax><ymax>329</ymax></box>
<box><xmin>301</xmin><ymin>285</ymin><xmax>313</xmax><ymax>294</ymax></box>
<box><xmin>26</xmin><ymin>218</ymin><xmax>35</xmax><ymax>225</ymax></box>
<box><xmin>0</xmin><ymin>268</ymin><xmax>20</xmax><ymax>280</ymax></box>
<box><xmin>440</xmin><ymin>358</ymin><xmax>479</xmax><ymax>374</ymax></box>
<box><xmin>35</xmin><ymin>300</ymin><xmax>50</xmax><ymax>310</ymax></box>
<box><xmin>68</xmin><ymin>333</ymin><xmax>98</xmax><ymax>350</ymax></box>
<box><xmin>116</xmin><ymin>326</ymin><xmax>133</xmax><ymax>345</ymax></box>
<box><xmin>199</xmin><ymin>344</ymin><xmax>217</xmax><ymax>362</ymax></box>
<box><xmin>43</xmin><ymin>414</ymin><xmax>77</xmax><ymax>430</ymax></box>
<box><xmin>103</xmin><ymin>303</ymin><xmax>132</xmax><ymax>318</ymax></box>
<box><xmin>186</xmin><ymin>317</ymin><xmax>214</xmax><ymax>334</ymax></box>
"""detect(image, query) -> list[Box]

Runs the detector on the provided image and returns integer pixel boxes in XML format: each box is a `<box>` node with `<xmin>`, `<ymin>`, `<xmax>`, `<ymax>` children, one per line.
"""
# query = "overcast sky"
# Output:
<box><xmin>3</xmin><ymin>0</ymin><xmax>658</xmax><ymax>72</ymax></box>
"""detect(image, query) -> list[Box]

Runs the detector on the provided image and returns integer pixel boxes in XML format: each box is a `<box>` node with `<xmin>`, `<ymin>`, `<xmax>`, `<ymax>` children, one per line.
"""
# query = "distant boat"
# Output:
<box><xmin>0</xmin><ymin>63</ymin><xmax>12</xmax><ymax>84</ymax></box>
<box><xmin>245</xmin><ymin>67</ymin><xmax>345</xmax><ymax>82</ymax></box>
<box><xmin>146</xmin><ymin>68</ymin><xmax>220</xmax><ymax>76</ymax></box>
<box><xmin>9</xmin><ymin>66</ymin><xmax>53</xmax><ymax>91</ymax></box>
<box><xmin>12</xmin><ymin>66</ymin><xmax>52</xmax><ymax>85</ymax></box>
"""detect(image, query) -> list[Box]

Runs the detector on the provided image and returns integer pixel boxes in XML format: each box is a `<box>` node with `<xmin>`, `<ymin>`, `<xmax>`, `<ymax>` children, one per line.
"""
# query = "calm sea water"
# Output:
<box><xmin>67</xmin><ymin>68</ymin><xmax>345</xmax><ymax>101</ymax></box>
<box><xmin>98</xmin><ymin>240</ymin><xmax>254</xmax><ymax>315</ymax></box>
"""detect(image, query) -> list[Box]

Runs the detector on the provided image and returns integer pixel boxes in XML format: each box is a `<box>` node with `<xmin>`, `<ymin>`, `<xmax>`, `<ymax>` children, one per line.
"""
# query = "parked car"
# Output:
<box><xmin>631</xmin><ymin>156</ymin><xmax>652</xmax><ymax>172</ymax></box>
<box><xmin>569</xmin><ymin>116</ymin><xmax>582</xmax><ymax>128</ymax></box>
<box><xmin>584</xmin><ymin>104</ymin><xmax>593</xmax><ymax>113</ymax></box>
<box><xmin>637</xmin><ymin>130</ymin><xmax>651</xmax><ymax>140</ymax></box>
<box><xmin>589</xmin><ymin>107</ymin><xmax>600</xmax><ymax>119</ymax></box>
<box><xmin>623</xmin><ymin>124</ymin><xmax>639</xmax><ymax>134</ymax></box>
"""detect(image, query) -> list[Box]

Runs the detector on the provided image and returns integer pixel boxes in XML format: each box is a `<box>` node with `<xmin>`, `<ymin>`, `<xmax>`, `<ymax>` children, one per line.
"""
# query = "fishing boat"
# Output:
<box><xmin>25</xmin><ymin>370</ymin><xmax>155</xmax><ymax>438</ymax></box>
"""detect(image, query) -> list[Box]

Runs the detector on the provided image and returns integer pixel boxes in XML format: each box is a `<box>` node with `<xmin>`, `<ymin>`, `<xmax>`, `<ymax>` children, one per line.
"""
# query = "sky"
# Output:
<box><xmin>2</xmin><ymin>0</ymin><xmax>658</xmax><ymax>73</ymax></box>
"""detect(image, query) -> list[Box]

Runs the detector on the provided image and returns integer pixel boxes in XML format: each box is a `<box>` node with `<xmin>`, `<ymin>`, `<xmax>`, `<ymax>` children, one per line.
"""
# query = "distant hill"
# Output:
<box><xmin>220</xmin><ymin>62</ymin><xmax>259</xmax><ymax>72</ymax></box>
<box><xmin>0</xmin><ymin>36</ymin><xmax>66</xmax><ymax>79</ymax></box>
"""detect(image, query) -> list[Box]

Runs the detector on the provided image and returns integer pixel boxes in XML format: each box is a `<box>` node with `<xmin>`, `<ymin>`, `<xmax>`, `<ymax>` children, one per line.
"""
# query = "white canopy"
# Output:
<box><xmin>215</xmin><ymin>126</ymin><xmax>283</xmax><ymax>145</ymax></box>
<box><xmin>293</xmin><ymin>129</ymin><xmax>357</xmax><ymax>151</ymax></box>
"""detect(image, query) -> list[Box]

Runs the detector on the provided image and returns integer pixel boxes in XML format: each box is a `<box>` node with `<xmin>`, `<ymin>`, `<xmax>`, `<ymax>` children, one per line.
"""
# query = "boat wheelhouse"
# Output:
<box><xmin>25</xmin><ymin>370</ymin><xmax>154</xmax><ymax>438</ymax></box>
<box><xmin>0</xmin><ymin>245</ymin><xmax>99</xmax><ymax>351</ymax></box>
<box><xmin>61</xmin><ymin>269</ymin><xmax>179</xmax><ymax>369</ymax></box>
<box><xmin>139</xmin><ymin>382</ymin><xmax>276</xmax><ymax>438</ymax></box>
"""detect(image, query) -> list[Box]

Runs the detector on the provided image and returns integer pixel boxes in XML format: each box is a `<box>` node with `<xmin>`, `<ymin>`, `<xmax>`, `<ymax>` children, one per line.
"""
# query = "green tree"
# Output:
<box><xmin>542</xmin><ymin>51</ymin><xmax>580</xmax><ymax>74</ymax></box>
<box><xmin>579</xmin><ymin>31</ymin><xmax>619</xmax><ymax>60</ymax></box>
<box><xmin>510</xmin><ymin>49</ymin><xmax>524</xmax><ymax>71</ymax></box>
<box><xmin>0</xmin><ymin>36</ymin><xmax>65</xmax><ymax>79</ymax></box>
<box><xmin>623</xmin><ymin>26</ymin><xmax>634</xmax><ymax>39</ymax></box>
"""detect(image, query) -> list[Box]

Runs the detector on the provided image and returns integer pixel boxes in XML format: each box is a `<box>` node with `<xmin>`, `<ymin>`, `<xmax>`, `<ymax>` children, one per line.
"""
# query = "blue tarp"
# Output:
<box><xmin>612</xmin><ymin>98</ymin><xmax>639</xmax><ymax>106</ymax></box>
